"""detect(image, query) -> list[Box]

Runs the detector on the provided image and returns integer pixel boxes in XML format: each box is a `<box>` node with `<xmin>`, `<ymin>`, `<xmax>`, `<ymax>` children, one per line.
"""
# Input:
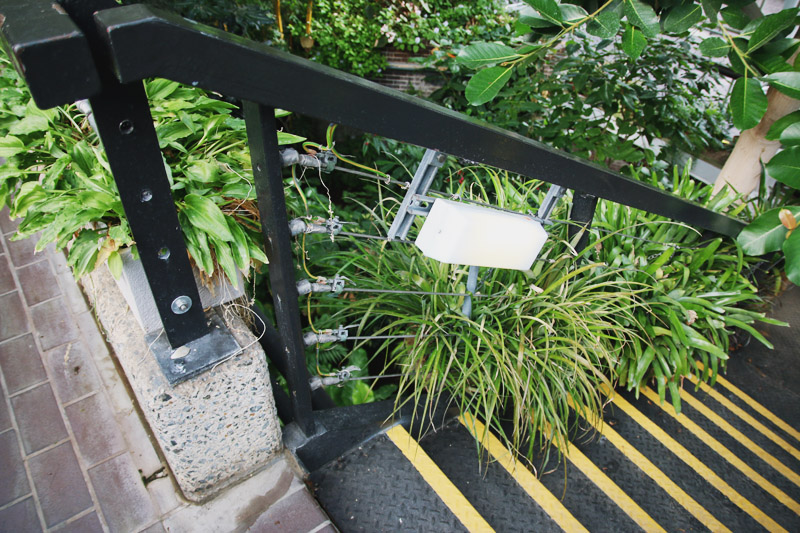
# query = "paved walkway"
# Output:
<box><xmin>0</xmin><ymin>207</ymin><xmax>334</xmax><ymax>532</ymax></box>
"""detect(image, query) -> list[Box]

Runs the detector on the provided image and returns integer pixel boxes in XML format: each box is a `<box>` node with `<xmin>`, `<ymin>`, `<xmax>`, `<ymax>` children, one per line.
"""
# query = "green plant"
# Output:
<box><xmin>434</xmin><ymin>33</ymin><xmax>732</xmax><ymax>173</ymax></box>
<box><xmin>304</xmin><ymin>169</ymin><xmax>650</xmax><ymax>457</ymax></box>
<box><xmin>278</xmin><ymin>0</ymin><xmax>510</xmax><ymax>77</ymax></box>
<box><xmin>585</xmin><ymin>166</ymin><xmax>783</xmax><ymax>412</ymax></box>
<box><xmin>125</xmin><ymin>0</ymin><xmax>276</xmax><ymax>41</ymax></box>
<box><xmin>0</xmin><ymin>56</ymin><xmax>304</xmax><ymax>284</ymax></box>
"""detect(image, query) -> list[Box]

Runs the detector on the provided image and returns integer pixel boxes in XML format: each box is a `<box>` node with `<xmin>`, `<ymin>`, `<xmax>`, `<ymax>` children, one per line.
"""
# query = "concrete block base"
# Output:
<box><xmin>83</xmin><ymin>267</ymin><xmax>282</xmax><ymax>502</ymax></box>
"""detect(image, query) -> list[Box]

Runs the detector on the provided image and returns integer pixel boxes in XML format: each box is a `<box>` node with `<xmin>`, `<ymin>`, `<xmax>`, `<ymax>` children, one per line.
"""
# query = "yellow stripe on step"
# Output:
<box><xmin>695</xmin><ymin>362</ymin><xmax>800</xmax><ymax>444</ymax></box>
<box><xmin>386</xmin><ymin>425</ymin><xmax>494</xmax><ymax>533</ymax></box>
<box><xmin>642</xmin><ymin>387</ymin><xmax>800</xmax><ymax>517</ymax></box>
<box><xmin>543</xmin><ymin>423</ymin><xmax>665</xmax><ymax>532</ymax></box>
<box><xmin>603</xmin><ymin>385</ymin><xmax>786</xmax><ymax>532</ymax></box>
<box><xmin>459</xmin><ymin>413</ymin><xmax>588</xmax><ymax>533</ymax></box>
<box><xmin>679</xmin><ymin>386</ymin><xmax>800</xmax><ymax>488</ymax></box>
<box><xmin>579</xmin><ymin>410</ymin><xmax>730</xmax><ymax>532</ymax></box>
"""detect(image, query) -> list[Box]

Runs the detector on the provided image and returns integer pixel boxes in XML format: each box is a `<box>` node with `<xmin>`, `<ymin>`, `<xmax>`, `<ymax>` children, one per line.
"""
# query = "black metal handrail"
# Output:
<box><xmin>0</xmin><ymin>0</ymin><xmax>746</xmax><ymax>455</ymax></box>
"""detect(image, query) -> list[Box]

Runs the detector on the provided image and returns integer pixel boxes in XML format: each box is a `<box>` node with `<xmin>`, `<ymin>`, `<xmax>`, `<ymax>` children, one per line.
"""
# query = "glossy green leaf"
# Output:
<box><xmin>184</xmin><ymin>160</ymin><xmax>218</xmax><ymax>183</ymax></box>
<box><xmin>681</xmin><ymin>324</ymin><xmax>729</xmax><ymax>360</ymax></box>
<box><xmin>586</xmin><ymin>8</ymin><xmax>621</xmax><ymax>38</ymax></box>
<box><xmin>181</xmin><ymin>194</ymin><xmax>235</xmax><ymax>242</ymax></box>
<box><xmin>753</xmin><ymin>53</ymin><xmax>794</xmax><ymax>74</ymax></box>
<box><xmin>662</xmin><ymin>4</ymin><xmax>704</xmax><ymax>34</ymax></box>
<box><xmin>720</xmin><ymin>7</ymin><xmax>750</xmax><ymax>30</ymax></box>
<box><xmin>624</xmin><ymin>0</ymin><xmax>659</xmax><ymax>38</ymax></box>
<box><xmin>699</xmin><ymin>37</ymin><xmax>730</xmax><ymax>57</ymax></box>
<box><xmin>248</xmin><ymin>242</ymin><xmax>268</xmax><ymax>265</ymax></box>
<box><xmin>226</xmin><ymin>216</ymin><xmax>250</xmax><ymax>270</ymax></box>
<box><xmin>9</xmin><ymin>115</ymin><xmax>49</xmax><ymax>135</ymax></box>
<box><xmin>524</xmin><ymin>0</ymin><xmax>564</xmax><ymax>25</ymax></box>
<box><xmin>728</xmin><ymin>77</ymin><xmax>768</xmax><ymax>131</ymax></box>
<box><xmin>457</xmin><ymin>43</ymin><xmax>520</xmax><ymax>69</ymax></box>
<box><xmin>559</xmin><ymin>3</ymin><xmax>588</xmax><ymax>23</ymax></box>
<box><xmin>766</xmin><ymin>110</ymin><xmax>800</xmax><ymax>141</ymax></box>
<box><xmin>67</xmin><ymin>230</ymin><xmax>101</xmax><ymax>279</ymax></box>
<box><xmin>701</xmin><ymin>0</ymin><xmax>721</xmax><ymax>19</ymax></box>
<box><xmin>277</xmin><ymin>131</ymin><xmax>307</xmax><ymax>145</ymax></box>
<box><xmin>766</xmin><ymin>146</ymin><xmax>800</xmax><ymax>188</ymax></box>
<box><xmin>779</xmin><ymin>123</ymin><xmax>800</xmax><ymax>146</ymax></box>
<box><xmin>620</xmin><ymin>24</ymin><xmax>647</xmax><ymax>60</ymax></box>
<box><xmin>107</xmin><ymin>250</ymin><xmax>123</xmax><ymax>280</ymax></box>
<box><xmin>465</xmin><ymin>67</ymin><xmax>513</xmax><ymax>106</ymax></box>
<box><xmin>0</xmin><ymin>136</ymin><xmax>25</xmax><ymax>158</ymax></box>
<box><xmin>747</xmin><ymin>8</ymin><xmax>798</xmax><ymax>53</ymax></box>
<box><xmin>763</xmin><ymin>72</ymin><xmax>800</xmax><ymax>100</ymax></box>
<box><xmin>210</xmin><ymin>236</ymin><xmax>238</xmax><ymax>286</ymax></box>
<box><xmin>10</xmin><ymin>182</ymin><xmax>45</xmax><ymax>218</ymax></box>
<box><xmin>737</xmin><ymin>206</ymin><xmax>800</xmax><ymax>255</ymax></box>
<box><xmin>783</xmin><ymin>230</ymin><xmax>800</xmax><ymax>285</ymax></box>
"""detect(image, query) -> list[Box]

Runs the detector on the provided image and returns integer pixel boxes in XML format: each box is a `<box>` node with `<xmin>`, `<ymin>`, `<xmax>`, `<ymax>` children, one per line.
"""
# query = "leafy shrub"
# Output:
<box><xmin>301</xmin><ymin>160</ymin><xmax>778</xmax><ymax>455</ymax></box>
<box><xmin>0</xmin><ymin>55</ymin><xmax>307</xmax><ymax>283</ymax></box>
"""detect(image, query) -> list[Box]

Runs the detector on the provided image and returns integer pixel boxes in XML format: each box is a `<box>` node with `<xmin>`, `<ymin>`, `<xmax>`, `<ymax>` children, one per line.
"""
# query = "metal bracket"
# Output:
<box><xmin>146</xmin><ymin>308</ymin><xmax>241</xmax><ymax>386</ymax></box>
<box><xmin>288</xmin><ymin>216</ymin><xmax>343</xmax><ymax>237</ymax></box>
<box><xmin>280</xmin><ymin>148</ymin><xmax>336</xmax><ymax>172</ymax></box>
<box><xmin>309</xmin><ymin>365</ymin><xmax>361</xmax><ymax>390</ymax></box>
<box><xmin>296</xmin><ymin>275</ymin><xmax>346</xmax><ymax>296</ymax></box>
<box><xmin>536</xmin><ymin>184</ymin><xmax>566</xmax><ymax>222</ymax></box>
<box><xmin>303</xmin><ymin>326</ymin><xmax>348</xmax><ymax>346</ymax></box>
<box><xmin>387</xmin><ymin>149</ymin><xmax>446</xmax><ymax>241</ymax></box>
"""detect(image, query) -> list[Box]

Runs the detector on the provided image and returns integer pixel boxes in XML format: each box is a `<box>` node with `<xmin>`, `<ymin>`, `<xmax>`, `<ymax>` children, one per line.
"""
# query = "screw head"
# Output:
<box><xmin>171</xmin><ymin>295</ymin><xmax>192</xmax><ymax>314</ymax></box>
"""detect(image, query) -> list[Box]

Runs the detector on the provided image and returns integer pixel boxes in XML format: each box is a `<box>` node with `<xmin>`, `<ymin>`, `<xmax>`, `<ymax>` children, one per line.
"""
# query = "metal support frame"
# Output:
<box><xmin>244</xmin><ymin>101</ymin><xmax>316</xmax><ymax>436</ymax></box>
<box><xmin>568</xmin><ymin>191</ymin><xmax>600</xmax><ymax>253</ymax></box>
<box><xmin>387</xmin><ymin>149</ymin><xmax>447</xmax><ymax>241</ymax></box>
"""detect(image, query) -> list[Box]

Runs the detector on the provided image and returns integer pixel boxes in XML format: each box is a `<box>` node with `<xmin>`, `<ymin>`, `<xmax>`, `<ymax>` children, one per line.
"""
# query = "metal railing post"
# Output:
<box><xmin>568</xmin><ymin>191</ymin><xmax>599</xmax><ymax>254</ymax></box>
<box><xmin>0</xmin><ymin>0</ymin><xmax>244</xmax><ymax>385</ymax></box>
<box><xmin>244</xmin><ymin>101</ymin><xmax>316</xmax><ymax>436</ymax></box>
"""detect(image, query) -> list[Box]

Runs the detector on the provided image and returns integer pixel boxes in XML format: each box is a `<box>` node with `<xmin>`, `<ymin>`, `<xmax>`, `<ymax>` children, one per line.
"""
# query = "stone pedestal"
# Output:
<box><xmin>83</xmin><ymin>267</ymin><xmax>282</xmax><ymax>502</ymax></box>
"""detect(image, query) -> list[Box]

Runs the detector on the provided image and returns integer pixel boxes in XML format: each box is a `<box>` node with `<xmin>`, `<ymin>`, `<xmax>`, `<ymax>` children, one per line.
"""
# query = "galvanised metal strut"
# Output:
<box><xmin>0</xmin><ymin>0</ymin><xmax>747</xmax><ymax>462</ymax></box>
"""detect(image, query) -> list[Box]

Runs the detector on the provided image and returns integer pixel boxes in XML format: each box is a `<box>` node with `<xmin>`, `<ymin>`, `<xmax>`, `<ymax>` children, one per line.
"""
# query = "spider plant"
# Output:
<box><xmin>583</xmin><ymin>165</ymin><xmax>785</xmax><ymax>412</ymax></box>
<box><xmin>306</xmin><ymin>170</ymin><xmax>650</xmax><ymax>458</ymax></box>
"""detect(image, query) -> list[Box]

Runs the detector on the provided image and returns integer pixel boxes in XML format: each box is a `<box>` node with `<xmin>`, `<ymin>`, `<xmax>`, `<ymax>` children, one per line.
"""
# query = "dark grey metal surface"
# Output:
<box><xmin>627</xmin><ymin>390</ymin><xmax>800</xmax><ymax>531</ymax></box>
<box><xmin>603</xmin><ymin>403</ymin><xmax>765</xmax><ymax>532</ymax></box>
<box><xmin>721</xmin><ymin>284</ymin><xmax>800</xmax><ymax>431</ymax></box>
<box><xmin>0</xmin><ymin>0</ymin><xmax>101</xmax><ymax>108</ymax></box>
<box><xmin>569</xmin><ymin>425</ymin><xmax>705</xmax><ymax>532</ymax></box>
<box><xmin>146</xmin><ymin>309</ymin><xmax>240</xmax><ymax>385</ymax></box>
<box><xmin>419</xmin><ymin>419</ymin><xmax>562</xmax><ymax>532</ymax></box>
<box><xmin>311</xmin><ymin>433</ymin><xmax>469</xmax><ymax>533</ymax></box>
<box><xmin>93</xmin><ymin>4</ymin><xmax>745</xmax><ymax>238</ymax></box>
<box><xmin>682</xmin><ymin>384</ymin><xmax>800</xmax><ymax>486</ymax></box>
<box><xmin>531</xmin><ymin>443</ymin><xmax>642</xmax><ymax>532</ymax></box>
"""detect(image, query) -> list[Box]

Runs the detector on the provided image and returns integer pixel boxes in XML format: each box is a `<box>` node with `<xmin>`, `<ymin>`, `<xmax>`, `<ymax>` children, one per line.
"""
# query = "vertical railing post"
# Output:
<box><xmin>56</xmin><ymin>0</ymin><xmax>210</xmax><ymax>348</ymax></box>
<box><xmin>568</xmin><ymin>191</ymin><xmax>599</xmax><ymax>254</ymax></box>
<box><xmin>244</xmin><ymin>102</ymin><xmax>316</xmax><ymax>436</ymax></box>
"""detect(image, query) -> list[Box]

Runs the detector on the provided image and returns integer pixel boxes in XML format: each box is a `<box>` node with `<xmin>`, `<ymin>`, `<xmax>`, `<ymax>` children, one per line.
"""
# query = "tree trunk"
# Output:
<box><xmin>713</xmin><ymin>55</ymin><xmax>800</xmax><ymax>197</ymax></box>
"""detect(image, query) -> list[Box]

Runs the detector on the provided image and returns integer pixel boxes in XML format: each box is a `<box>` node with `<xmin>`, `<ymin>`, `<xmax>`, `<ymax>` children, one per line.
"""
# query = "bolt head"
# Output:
<box><xmin>171</xmin><ymin>295</ymin><xmax>192</xmax><ymax>314</ymax></box>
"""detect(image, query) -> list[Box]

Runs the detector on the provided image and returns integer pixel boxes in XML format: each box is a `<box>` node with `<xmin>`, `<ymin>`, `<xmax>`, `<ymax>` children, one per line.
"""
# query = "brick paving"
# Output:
<box><xmin>0</xmin><ymin>207</ymin><xmax>335</xmax><ymax>532</ymax></box>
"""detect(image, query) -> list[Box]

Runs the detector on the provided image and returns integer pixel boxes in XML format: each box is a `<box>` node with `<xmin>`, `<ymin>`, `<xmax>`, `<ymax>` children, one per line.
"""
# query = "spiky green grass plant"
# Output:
<box><xmin>308</xmin><ymin>171</ymin><xmax>651</xmax><ymax>457</ymax></box>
